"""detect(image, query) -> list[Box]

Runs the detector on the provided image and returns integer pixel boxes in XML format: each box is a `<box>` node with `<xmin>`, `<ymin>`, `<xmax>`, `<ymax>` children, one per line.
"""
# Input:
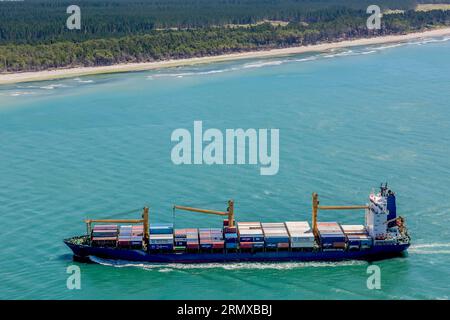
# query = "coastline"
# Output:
<box><xmin>1</xmin><ymin>27</ymin><xmax>450</xmax><ymax>85</ymax></box>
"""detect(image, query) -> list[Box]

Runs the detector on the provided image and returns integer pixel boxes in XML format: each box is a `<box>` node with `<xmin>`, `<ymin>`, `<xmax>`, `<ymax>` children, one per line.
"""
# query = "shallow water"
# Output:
<box><xmin>1</xmin><ymin>37</ymin><xmax>450</xmax><ymax>299</ymax></box>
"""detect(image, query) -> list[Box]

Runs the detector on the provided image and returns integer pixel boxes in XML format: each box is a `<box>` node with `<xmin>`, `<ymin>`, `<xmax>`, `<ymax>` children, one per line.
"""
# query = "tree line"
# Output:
<box><xmin>1</xmin><ymin>8</ymin><xmax>449</xmax><ymax>72</ymax></box>
<box><xmin>0</xmin><ymin>0</ymin><xmax>417</xmax><ymax>44</ymax></box>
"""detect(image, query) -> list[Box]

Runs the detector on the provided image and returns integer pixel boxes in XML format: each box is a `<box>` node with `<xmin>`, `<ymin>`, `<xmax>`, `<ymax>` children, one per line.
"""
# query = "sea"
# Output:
<box><xmin>1</xmin><ymin>36</ymin><xmax>449</xmax><ymax>299</ymax></box>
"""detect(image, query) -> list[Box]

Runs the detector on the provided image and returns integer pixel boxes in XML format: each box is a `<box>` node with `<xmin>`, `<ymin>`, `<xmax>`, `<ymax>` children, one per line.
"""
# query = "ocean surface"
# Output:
<box><xmin>1</xmin><ymin>36</ymin><xmax>449</xmax><ymax>299</ymax></box>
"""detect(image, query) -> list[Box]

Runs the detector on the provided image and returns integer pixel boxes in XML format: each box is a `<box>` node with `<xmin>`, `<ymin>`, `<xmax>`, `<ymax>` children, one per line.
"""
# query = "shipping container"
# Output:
<box><xmin>149</xmin><ymin>223</ymin><xmax>173</xmax><ymax>235</ymax></box>
<box><xmin>285</xmin><ymin>221</ymin><xmax>315</xmax><ymax>248</ymax></box>
<box><xmin>226</xmin><ymin>242</ymin><xmax>238</xmax><ymax>249</ymax></box>
<box><xmin>149</xmin><ymin>234</ymin><xmax>173</xmax><ymax>245</ymax></box>
<box><xmin>212</xmin><ymin>241</ymin><xmax>225</xmax><ymax>249</ymax></box>
<box><xmin>341</xmin><ymin>224</ymin><xmax>367</xmax><ymax>234</ymax></box>
<box><xmin>149</xmin><ymin>244</ymin><xmax>173</xmax><ymax>251</ymax></box>
<box><xmin>224</xmin><ymin>226</ymin><xmax>237</xmax><ymax>233</ymax></box>
<box><xmin>186</xmin><ymin>242</ymin><xmax>200</xmax><ymax>250</ymax></box>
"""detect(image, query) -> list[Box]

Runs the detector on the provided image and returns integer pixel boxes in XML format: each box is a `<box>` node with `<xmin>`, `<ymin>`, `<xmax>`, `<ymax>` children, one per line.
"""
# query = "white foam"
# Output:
<box><xmin>143</xmin><ymin>35</ymin><xmax>449</xmax><ymax>80</ymax></box>
<box><xmin>360</xmin><ymin>50</ymin><xmax>376</xmax><ymax>55</ymax></box>
<box><xmin>409</xmin><ymin>243</ymin><xmax>450</xmax><ymax>255</ymax></box>
<box><xmin>8</xmin><ymin>91</ymin><xmax>36</xmax><ymax>97</ymax></box>
<box><xmin>73</xmin><ymin>77</ymin><xmax>94</xmax><ymax>83</ymax></box>
<box><xmin>294</xmin><ymin>56</ymin><xmax>318</xmax><ymax>62</ymax></box>
<box><xmin>372</xmin><ymin>43</ymin><xmax>405</xmax><ymax>51</ymax></box>
<box><xmin>409</xmin><ymin>250</ymin><xmax>450</xmax><ymax>255</ymax></box>
<box><xmin>322</xmin><ymin>50</ymin><xmax>355</xmax><ymax>58</ymax></box>
<box><xmin>411</xmin><ymin>243</ymin><xmax>450</xmax><ymax>249</ymax></box>
<box><xmin>40</xmin><ymin>83</ymin><xmax>68</xmax><ymax>90</ymax></box>
<box><xmin>149</xmin><ymin>68</ymin><xmax>233</xmax><ymax>79</ymax></box>
<box><xmin>242</xmin><ymin>60</ymin><xmax>284</xmax><ymax>69</ymax></box>
<box><xmin>88</xmin><ymin>255</ymin><xmax>366</xmax><ymax>270</ymax></box>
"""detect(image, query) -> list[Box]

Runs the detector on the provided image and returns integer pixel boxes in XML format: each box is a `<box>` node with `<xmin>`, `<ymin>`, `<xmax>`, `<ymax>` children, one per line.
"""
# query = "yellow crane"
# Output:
<box><xmin>85</xmin><ymin>207</ymin><xmax>150</xmax><ymax>241</ymax></box>
<box><xmin>311</xmin><ymin>193</ymin><xmax>368</xmax><ymax>235</ymax></box>
<box><xmin>173</xmin><ymin>200</ymin><xmax>235</xmax><ymax>227</ymax></box>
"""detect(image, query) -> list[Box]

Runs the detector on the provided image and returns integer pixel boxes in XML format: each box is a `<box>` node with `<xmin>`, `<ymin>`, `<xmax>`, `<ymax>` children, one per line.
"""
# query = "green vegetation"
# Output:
<box><xmin>0</xmin><ymin>0</ymin><xmax>449</xmax><ymax>72</ymax></box>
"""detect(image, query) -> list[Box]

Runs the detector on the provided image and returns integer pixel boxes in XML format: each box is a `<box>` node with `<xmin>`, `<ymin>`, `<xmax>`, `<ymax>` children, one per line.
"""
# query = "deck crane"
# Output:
<box><xmin>85</xmin><ymin>207</ymin><xmax>150</xmax><ymax>241</ymax></box>
<box><xmin>311</xmin><ymin>193</ymin><xmax>368</xmax><ymax>235</ymax></box>
<box><xmin>173</xmin><ymin>200</ymin><xmax>235</xmax><ymax>227</ymax></box>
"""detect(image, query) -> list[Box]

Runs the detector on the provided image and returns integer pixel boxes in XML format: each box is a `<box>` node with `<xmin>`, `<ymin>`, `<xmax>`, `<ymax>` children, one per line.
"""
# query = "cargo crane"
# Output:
<box><xmin>173</xmin><ymin>200</ymin><xmax>235</xmax><ymax>227</ymax></box>
<box><xmin>85</xmin><ymin>207</ymin><xmax>150</xmax><ymax>241</ymax></box>
<box><xmin>311</xmin><ymin>193</ymin><xmax>368</xmax><ymax>235</ymax></box>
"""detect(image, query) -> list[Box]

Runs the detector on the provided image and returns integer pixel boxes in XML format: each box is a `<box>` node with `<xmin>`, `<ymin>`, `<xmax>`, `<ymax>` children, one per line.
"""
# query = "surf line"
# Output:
<box><xmin>171</xmin><ymin>120</ymin><xmax>279</xmax><ymax>175</ymax></box>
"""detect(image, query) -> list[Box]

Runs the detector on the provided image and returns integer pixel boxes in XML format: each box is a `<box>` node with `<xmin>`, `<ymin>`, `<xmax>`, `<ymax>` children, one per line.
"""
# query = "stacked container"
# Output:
<box><xmin>317</xmin><ymin>222</ymin><xmax>346</xmax><ymax>250</ymax></box>
<box><xmin>174</xmin><ymin>228</ymin><xmax>199</xmax><ymax>251</ymax></box>
<box><xmin>237</xmin><ymin>222</ymin><xmax>264</xmax><ymax>250</ymax></box>
<box><xmin>149</xmin><ymin>223</ymin><xmax>174</xmax><ymax>235</ymax></box>
<box><xmin>223</xmin><ymin>223</ymin><xmax>238</xmax><ymax>250</ymax></box>
<box><xmin>91</xmin><ymin>224</ymin><xmax>118</xmax><ymax>247</ymax></box>
<box><xmin>261</xmin><ymin>222</ymin><xmax>290</xmax><ymax>249</ymax></box>
<box><xmin>149</xmin><ymin>223</ymin><xmax>174</xmax><ymax>251</ymax></box>
<box><xmin>186</xmin><ymin>228</ymin><xmax>200</xmax><ymax>251</ymax></box>
<box><xmin>285</xmin><ymin>221</ymin><xmax>315</xmax><ymax>249</ymax></box>
<box><xmin>199</xmin><ymin>228</ymin><xmax>225</xmax><ymax>250</ymax></box>
<box><xmin>130</xmin><ymin>225</ymin><xmax>144</xmax><ymax>248</ymax></box>
<box><xmin>174</xmin><ymin>229</ymin><xmax>187</xmax><ymax>251</ymax></box>
<box><xmin>341</xmin><ymin>224</ymin><xmax>373</xmax><ymax>250</ymax></box>
<box><xmin>117</xmin><ymin>225</ymin><xmax>132</xmax><ymax>247</ymax></box>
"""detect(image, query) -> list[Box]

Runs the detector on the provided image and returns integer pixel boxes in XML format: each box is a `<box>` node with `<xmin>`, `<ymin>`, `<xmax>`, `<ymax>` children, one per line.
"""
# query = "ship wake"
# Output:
<box><xmin>88</xmin><ymin>255</ymin><xmax>366</xmax><ymax>271</ymax></box>
<box><xmin>409</xmin><ymin>243</ymin><xmax>450</xmax><ymax>255</ymax></box>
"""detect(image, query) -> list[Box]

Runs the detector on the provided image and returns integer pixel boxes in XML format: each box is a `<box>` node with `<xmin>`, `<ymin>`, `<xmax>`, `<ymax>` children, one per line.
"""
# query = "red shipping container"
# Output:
<box><xmin>333</xmin><ymin>242</ymin><xmax>346</xmax><ymax>248</ymax></box>
<box><xmin>117</xmin><ymin>239</ymin><xmax>131</xmax><ymax>246</ymax></box>
<box><xmin>239</xmin><ymin>242</ymin><xmax>253</xmax><ymax>249</ymax></box>
<box><xmin>93</xmin><ymin>224</ymin><xmax>118</xmax><ymax>229</ymax></box>
<box><xmin>212</xmin><ymin>241</ymin><xmax>225</xmax><ymax>249</ymax></box>
<box><xmin>277</xmin><ymin>243</ymin><xmax>289</xmax><ymax>248</ymax></box>
<box><xmin>92</xmin><ymin>237</ymin><xmax>117</xmax><ymax>241</ymax></box>
<box><xmin>224</xmin><ymin>227</ymin><xmax>237</xmax><ymax>233</ymax></box>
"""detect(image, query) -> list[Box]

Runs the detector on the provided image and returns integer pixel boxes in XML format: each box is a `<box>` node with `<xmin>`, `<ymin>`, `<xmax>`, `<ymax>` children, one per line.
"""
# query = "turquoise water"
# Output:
<box><xmin>1</xmin><ymin>37</ymin><xmax>450</xmax><ymax>299</ymax></box>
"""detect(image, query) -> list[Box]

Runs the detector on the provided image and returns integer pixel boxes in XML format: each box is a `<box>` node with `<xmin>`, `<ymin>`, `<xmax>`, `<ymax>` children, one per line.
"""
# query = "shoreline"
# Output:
<box><xmin>1</xmin><ymin>27</ymin><xmax>450</xmax><ymax>85</ymax></box>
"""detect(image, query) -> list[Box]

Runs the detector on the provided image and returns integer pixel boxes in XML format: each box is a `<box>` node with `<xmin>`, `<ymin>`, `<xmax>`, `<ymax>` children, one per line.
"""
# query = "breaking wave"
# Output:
<box><xmin>73</xmin><ymin>77</ymin><xmax>94</xmax><ymax>83</ymax></box>
<box><xmin>88</xmin><ymin>255</ymin><xmax>366</xmax><ymax>271</ymax></box>
<box><xmin>146</xmin><ymin>35</ymin><xmax>450</xmax><ymax>80</ymax></box>
<box><xmin>40</xmin><ymin>83</ymin><xmax>69</xmax><ymax>90</ymax></box>
<box><xmin>4</xmin><ymin>91</ymin><xmax>36</xmax><ymax>97</ymax></box>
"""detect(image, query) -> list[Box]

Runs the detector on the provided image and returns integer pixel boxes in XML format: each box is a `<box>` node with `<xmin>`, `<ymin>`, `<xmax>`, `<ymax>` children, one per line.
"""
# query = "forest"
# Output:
<box><xmin>0</xmin><ymin>0</ymin><xmax>449</xmax><ymax>72</ymax></box>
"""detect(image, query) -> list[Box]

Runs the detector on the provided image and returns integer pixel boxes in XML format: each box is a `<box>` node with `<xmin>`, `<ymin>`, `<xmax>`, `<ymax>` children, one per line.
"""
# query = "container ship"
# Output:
<box><xmin>64</xmin><ymin>185</ymin><xmax>410</xmax><ymax>263</ymax></box>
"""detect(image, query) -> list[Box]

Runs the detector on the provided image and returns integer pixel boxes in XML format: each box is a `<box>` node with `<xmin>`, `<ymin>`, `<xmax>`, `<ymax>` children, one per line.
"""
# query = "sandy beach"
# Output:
<box><xmin>1</xmin><ymin>27</ymin><xmax>450</xmax><ymax>85</ymax></box>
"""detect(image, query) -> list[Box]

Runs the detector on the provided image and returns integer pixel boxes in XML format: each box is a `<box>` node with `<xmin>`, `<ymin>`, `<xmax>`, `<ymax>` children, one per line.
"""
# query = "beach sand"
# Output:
<box><xmin>1</xmin><ymin>27</ymin><xmax>450</xmax><ymax>85</ymax></box>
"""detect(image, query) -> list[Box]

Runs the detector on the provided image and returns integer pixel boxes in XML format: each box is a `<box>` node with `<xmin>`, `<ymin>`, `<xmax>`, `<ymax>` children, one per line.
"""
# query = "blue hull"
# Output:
<box><xmin>64</xmin><ymin>239</ymin><xmax>410</xmax><ymax>263</ymax></box>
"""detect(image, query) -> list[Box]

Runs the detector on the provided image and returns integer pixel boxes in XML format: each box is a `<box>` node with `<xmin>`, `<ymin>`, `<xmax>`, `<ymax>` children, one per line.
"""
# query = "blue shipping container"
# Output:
<box><xmin>149</xmin><ymin>244</ymin><xmax>173</xmax><ymax>250</ymax></box>
<box><xmin>240</xmin><ymin>236</ymin><xmax>264</xmax><ymax>242</ymax></box>
<box><xmin>264</xmin><ymin>236</ymin><xmax>290</xmax><ymax>243</ymax></box>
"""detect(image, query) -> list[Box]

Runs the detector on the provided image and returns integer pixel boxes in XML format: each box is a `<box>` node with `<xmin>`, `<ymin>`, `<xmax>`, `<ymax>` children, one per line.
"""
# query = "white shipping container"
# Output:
<box><xmin>290</xmin><ymin>239</ymin><xmax>315</xmax><ymax>248</ymax></box>
<box><xmin>149</xmin><ymin>234</ymin><xmax>174</xmax><ymax>245</ymax></box>
<box><xmin>341</xmin><ymin>225</ymin><xmax>366</xmax><ymax>233</ymax></box>
<box><xmin>261</xmin><ymin>222</ymin><xmax>285</xmax><ymax>227</ymax></box>
<box><xmin>285</xmin><ymin>221</ymin><xmax>310</xmax><ymax>228</ymax></box>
